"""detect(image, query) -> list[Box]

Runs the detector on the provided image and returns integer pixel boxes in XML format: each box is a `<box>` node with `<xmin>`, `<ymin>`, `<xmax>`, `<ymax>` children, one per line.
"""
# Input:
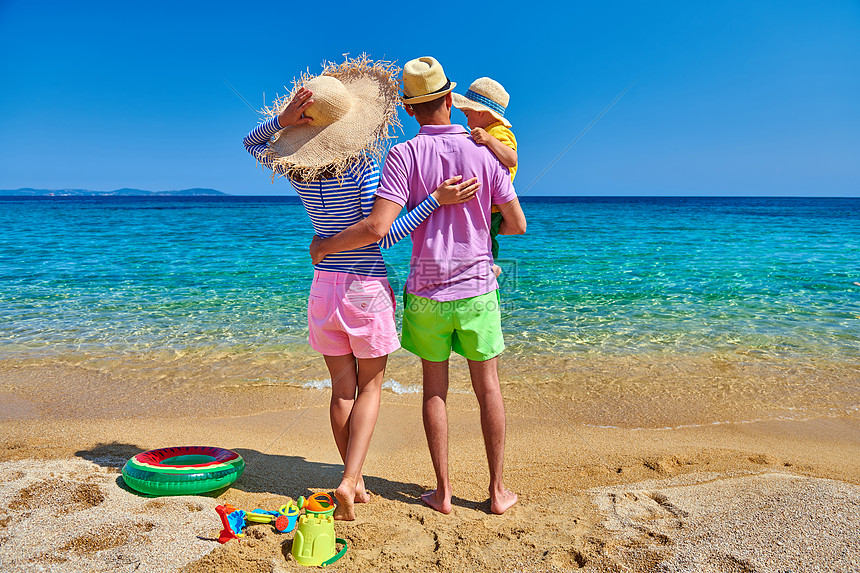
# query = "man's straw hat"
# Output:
<box><xmin>401</xmin><ymin>56</ymin><xmax>456</xmax><ymax>105</ymax></box>
<box><xmin>262</xmin><ymin>55</ymin><xmax>401</xmax><ymax>181</ymax></box>
<box><xmin>452</xmin><ymin>77</ymin><xmax>512</xmax><ymax>128</ymax></box>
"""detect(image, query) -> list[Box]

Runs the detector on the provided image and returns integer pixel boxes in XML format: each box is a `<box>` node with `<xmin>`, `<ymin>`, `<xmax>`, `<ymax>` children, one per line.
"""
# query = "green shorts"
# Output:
<box><xmin>401</xmin><ymin>291</ymin><xmax>505</xmax><ymax>362</ymax></box>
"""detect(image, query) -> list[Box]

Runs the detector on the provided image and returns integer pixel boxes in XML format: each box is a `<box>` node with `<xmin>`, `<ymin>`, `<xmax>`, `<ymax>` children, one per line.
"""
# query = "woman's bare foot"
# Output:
<box><xmin>490</xmin><ymin>488</ymin><xmax>518</xmax><ymax>515</ymax></box>
<box><xmin>334</xmin><ymin>483</ymin><xmax>356</xmax><ymax>521</ymax></box>
<box><xmin>355</xmin><ymin>477</ymin><xmax>371</xmax><ymax>503</ymax></box>
<box><xmin>420</xmin><ymin>489</ymin><xmax>452</xmax><ymax>514</ymax></box>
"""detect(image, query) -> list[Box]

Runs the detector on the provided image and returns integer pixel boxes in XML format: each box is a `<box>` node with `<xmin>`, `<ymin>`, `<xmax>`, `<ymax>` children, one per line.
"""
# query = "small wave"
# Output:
<box><xmin>299</xmin><ymin>378</ymin><xmax>423</xmax><ymax>394</ymax></box>
<box><xmin>301</xmin><ymin>379</ymin><xmax>332</xmax><ymax>391</ymax></box>
<box><xmin>382</xmin><ymin>379</ymin><xmax>422</xmax><ymax>394</ymax></box>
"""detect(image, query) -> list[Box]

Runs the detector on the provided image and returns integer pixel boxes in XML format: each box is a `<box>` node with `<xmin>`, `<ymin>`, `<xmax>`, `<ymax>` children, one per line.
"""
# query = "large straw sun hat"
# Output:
<box><xmin>261</xmin><ymin>55</ymin><xmax>401</xmax><ymax>181</ymax></box>
<box><xmin>401</xmin><ymin>56</ymin><xmax>456</xmax><ymax>105</ymax></box>
<box><xmin>452</xmin><ymin>77</ymin><xmax>512</xmax><ymax>128</ymax></box>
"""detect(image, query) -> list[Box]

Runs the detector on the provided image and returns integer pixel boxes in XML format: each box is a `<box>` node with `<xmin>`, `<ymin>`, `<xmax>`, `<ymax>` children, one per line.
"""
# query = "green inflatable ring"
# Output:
<box><xmin>122</xmin><ymin>446</ymin><xmax>244</xmax><ymax>496</ymax></box>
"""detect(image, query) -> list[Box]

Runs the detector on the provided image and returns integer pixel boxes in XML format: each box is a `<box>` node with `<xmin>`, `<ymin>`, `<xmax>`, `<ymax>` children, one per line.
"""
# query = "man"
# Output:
<box><xmin>310</xmin><ymin>56</ymin><xmax>525</xmax><ymax>515</ymax></box>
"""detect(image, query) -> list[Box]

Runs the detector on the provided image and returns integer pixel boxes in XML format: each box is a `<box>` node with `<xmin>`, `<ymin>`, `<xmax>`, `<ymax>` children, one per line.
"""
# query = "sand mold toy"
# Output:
<box><xmin>292</xmin><ymin>511</ymin><xmax>347</xmax><ymax>566</ymax></box>
<box><xmin>216</xmin><ymin>502</ymin><xmax>299</xmax><ymax>543</ymax></box>
<box><xmin>244</xmin><ymin>502</ymin><xmax>300</xmax><ymax>533</ymax></box>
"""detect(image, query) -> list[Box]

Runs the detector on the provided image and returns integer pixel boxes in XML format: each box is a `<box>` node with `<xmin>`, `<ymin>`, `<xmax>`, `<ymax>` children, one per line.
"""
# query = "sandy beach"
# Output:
<box><xmin>1</xmin><ymin>358</ymin><xmax>859</xmax><ymax>572</ymax></box>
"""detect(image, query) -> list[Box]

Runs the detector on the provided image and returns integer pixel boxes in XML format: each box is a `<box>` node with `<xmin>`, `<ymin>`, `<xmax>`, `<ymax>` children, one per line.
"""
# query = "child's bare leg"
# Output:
<box><xmin>332</xmin><ymin>355</ymin><xmax>386</xmax><ymax>520</ymax></box>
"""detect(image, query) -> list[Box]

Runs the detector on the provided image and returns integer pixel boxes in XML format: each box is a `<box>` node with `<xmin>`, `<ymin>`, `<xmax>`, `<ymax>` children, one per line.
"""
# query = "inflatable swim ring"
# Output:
<box><xmin>122</xmin><ymin>446</ymin><xmax>244</xmax><ymax>496</ymax></box>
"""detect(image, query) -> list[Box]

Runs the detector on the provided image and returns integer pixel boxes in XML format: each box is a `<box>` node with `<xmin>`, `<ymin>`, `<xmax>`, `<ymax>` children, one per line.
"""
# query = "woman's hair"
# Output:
<box><xmin>289</xmin><ymin>165</ymin><xmax>340</xmax><ymax>182</ymax></box>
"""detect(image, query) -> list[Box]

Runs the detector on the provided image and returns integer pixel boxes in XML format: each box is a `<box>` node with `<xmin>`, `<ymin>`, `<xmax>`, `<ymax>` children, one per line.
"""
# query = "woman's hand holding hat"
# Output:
<box><xmin>265</xmin><ymin>56</ymin><xmax>401</xmax><ymax>180</ymax></box>
<box><xmin>277</xmin><ymin>87</ymin><xmax>315</xmax><ymax>128</ymax></box>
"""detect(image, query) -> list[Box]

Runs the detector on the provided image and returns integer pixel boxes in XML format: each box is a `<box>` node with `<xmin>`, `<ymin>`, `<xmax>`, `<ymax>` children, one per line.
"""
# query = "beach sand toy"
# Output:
<box><xmin>245</xmin><ymin>502</ymin><xmax>300</xmax><ymax>533</ymax></box>
<box><xmin>275</xmin><ymin>504</ymin><xmax>300</xmax><ymax>533</ymax></box>
<box><xmin>296</xmin><ymin>492</ymin><xmax>336</xmax><ymax>517</ymax></box>
<box><xmin>216</xmin><ymin>501</ymin><xmax>299</xmax><ymax>543</ymax></box>
<box><xmin>291</xmin><ymin>513</ymin><xmax>347</xmax><ymax>566</ymax></box>
<box><xmin>291</xmin><ymin>493</ymin><xmax>346</xmax><ymax>566</ymax></box>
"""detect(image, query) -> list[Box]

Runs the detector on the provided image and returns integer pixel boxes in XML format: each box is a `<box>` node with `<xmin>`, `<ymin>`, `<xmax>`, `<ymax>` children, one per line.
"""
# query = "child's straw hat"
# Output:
<box><xmin>401</xmin><ymin>57</ymin><xmax>456</xmax><ymax>104</ymax></box>
<box><xmin>262</xmin><ymin>55</ymin><xmax>401</xmax><ymax>181</ymax></box>
<box><xmin>452</xmin><ymin>77</ymin><xmax>512</xmax><ymax>128</ymax></box>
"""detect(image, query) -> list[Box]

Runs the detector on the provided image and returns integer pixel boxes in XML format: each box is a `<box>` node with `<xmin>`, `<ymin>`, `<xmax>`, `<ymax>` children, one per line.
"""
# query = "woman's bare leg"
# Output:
<box><xmin>325</xmin><ymin>353</ymin><xmax>358</xmax><ymax>467</ymax></box>
<box><xmin>325</xmin><ymin>354</ymin><xmax>387</xmax><ymax>521</ymax></box>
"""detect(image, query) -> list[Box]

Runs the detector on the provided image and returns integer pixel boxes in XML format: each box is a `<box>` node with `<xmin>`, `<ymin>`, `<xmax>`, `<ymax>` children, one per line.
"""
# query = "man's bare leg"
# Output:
<box><xmin>420</xmin><ymin>358</ymin><xmax>453</xmax><ymax>514</ymax></box>
<box><xmin>467</xmin><ymin>356</ymin><xmax>518</xmax><ymax>514</ymax></box>
<box><xmin>325</xmin><ymin>354</ymin><xmax>386</xmax><ymax>520</ymax></box>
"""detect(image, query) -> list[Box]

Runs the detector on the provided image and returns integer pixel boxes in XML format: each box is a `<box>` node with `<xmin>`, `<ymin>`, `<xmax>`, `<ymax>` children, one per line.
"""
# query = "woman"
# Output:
<box><xmin>243</xmin><ymin>56</ymin><xmax>477</xmax><ymax>520</ymax></box>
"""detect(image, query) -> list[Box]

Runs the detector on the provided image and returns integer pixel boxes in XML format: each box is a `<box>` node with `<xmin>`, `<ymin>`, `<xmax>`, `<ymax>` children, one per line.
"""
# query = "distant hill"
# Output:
<box><xmin>0</xmin><ymin>188</ymin><xmax>228</xmax><ymax>197</ymax></box>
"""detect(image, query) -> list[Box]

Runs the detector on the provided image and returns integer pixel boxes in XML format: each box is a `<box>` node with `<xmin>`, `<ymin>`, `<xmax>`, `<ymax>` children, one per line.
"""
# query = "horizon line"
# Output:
<box><xmin>2</xmin><ymin>191</ymin><xmax>858</xmax><ymax>199</ymax></box>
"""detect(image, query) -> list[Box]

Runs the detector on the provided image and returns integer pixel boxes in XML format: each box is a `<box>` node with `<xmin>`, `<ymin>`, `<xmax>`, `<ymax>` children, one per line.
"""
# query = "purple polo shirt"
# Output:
<box><xmin>376</xmin><ymin>124</ymin><xmax>517</xmax><ymax>301</ymax></box>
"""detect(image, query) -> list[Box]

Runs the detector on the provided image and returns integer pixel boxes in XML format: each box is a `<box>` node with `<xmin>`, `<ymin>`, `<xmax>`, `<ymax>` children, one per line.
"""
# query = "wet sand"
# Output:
<box><xmin>1</xmin><ymin>360</ymin><xmax>859</xmax><ymax>572</ymax></box>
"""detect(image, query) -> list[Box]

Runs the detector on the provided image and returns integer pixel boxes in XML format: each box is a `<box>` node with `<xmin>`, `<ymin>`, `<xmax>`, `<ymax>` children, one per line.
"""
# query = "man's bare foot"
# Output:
<box><xmin>333</xmin><ymin>484</ymin><xmax>356</xmax><ymax>521</ymax></box>
<box><xmin>490</xmin><ymin>488</ymin><xmax>518</xmax><ymax>515</ymax></box>
<box><xmin>420</xmin><ymin>489</ymin><xmax>452</xmax><ymax>514</ymax></box>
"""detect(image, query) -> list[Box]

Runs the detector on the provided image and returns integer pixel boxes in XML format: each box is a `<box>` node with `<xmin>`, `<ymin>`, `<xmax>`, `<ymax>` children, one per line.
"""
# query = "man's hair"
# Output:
<box><xmin>407</xmin><ymin>95</ymin><xmax>447</xmax><ymax>117</ymax></box>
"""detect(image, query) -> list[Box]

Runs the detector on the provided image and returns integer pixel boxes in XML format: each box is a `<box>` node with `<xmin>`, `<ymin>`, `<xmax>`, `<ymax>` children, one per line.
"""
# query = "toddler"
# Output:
<box><xmin>452</xmin><ymin>78</ymin><xmax>517</xmax><ymax>278</ymax></box>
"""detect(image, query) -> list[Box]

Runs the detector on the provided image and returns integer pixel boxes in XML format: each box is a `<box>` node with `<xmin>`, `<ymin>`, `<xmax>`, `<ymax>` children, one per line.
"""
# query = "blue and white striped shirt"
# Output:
<box><xmin>244</xmin><ymin>117</ymin><xmax>440</xmax><ymax>277</ymax></box>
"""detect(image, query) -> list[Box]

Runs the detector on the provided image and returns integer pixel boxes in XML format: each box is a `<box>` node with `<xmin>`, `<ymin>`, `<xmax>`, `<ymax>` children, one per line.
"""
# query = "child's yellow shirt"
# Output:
<box><xmin>486</xmin><ymin>122</ymin><xmax>518</xmax><ymax>181</ymax></box>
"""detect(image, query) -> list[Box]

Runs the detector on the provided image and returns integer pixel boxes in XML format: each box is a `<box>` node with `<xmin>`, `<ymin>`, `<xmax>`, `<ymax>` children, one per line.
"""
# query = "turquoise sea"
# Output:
<box><xmin>0</xmin><ymin>196</ymin><xmax>860</xmax><ymax>424</ymax></box>
<box><xmin>2</xmin><ymin>196</ymin><xmax>857</xmax><ymax>356</ymax></box>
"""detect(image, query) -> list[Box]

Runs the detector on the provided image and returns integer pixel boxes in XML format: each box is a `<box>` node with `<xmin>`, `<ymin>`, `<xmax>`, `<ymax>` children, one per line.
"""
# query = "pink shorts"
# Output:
<box><xmin>307</xmin><ymin>270</ymin><xmax>400</xmax><ymax>359</ymax></box>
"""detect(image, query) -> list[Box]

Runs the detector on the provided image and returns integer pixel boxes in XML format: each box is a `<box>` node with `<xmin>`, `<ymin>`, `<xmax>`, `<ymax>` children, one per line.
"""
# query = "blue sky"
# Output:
<box><xmin>1</xmin><ymin>1</ymin><xmax>858</xmax><ymax>196</ymax></box>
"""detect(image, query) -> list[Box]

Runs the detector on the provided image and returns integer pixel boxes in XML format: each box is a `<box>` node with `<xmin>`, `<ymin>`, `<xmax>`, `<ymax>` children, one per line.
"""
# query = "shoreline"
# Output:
<box><xmin>3</xmin><ymin>350</ymin><xmax>857</xmax><ymax>429</ymax></box>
